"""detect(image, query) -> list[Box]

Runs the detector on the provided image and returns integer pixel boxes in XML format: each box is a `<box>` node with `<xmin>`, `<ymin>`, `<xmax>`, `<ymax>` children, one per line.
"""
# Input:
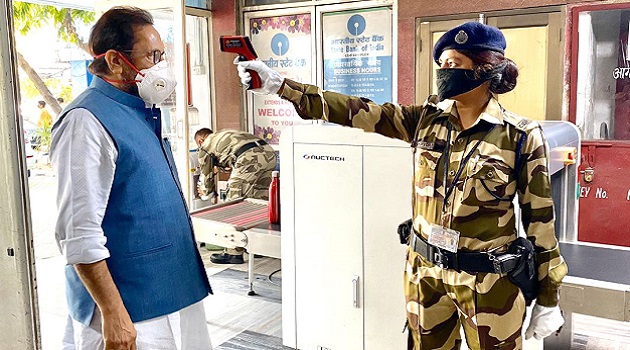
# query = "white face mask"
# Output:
<box><xmin>135</xmin><ymin>60</ymin><xmax>176</xmax><ymax>105</ymax></box>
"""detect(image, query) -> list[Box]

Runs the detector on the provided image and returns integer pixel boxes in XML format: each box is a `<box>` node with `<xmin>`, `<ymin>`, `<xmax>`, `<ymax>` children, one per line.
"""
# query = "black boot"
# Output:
<box><xmin>210</xmin><ymin>252</ymin><xmax>244</xmax><ymax>264</ymax></box>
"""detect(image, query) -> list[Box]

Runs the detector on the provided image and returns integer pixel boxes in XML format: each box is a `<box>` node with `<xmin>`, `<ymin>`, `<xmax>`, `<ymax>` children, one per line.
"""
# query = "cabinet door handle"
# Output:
<box><xmin>352</xmin><ymin>275</ymin><xmax>360</xmax><ymax>308</ymax></box>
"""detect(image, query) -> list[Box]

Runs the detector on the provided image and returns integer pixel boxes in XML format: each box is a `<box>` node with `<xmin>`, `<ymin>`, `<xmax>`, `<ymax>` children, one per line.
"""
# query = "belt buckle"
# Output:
<box><xmin>489</xmin><ymin>253</ymin><xmax>507</xmax><ymax>274</ymax></box>
<box><xmin>433</xmin><ymin>250</ymin><xmax>445</xmax><ymax>269</ymax></box>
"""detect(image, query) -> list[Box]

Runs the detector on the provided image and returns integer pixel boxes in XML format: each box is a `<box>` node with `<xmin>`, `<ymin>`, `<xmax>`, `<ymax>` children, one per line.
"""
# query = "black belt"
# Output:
<box><xmin>234</xmin><ymin>140</ymin><xmax>267</xmax><ymax>158</ymax></box>
<box><xmin>410</xmin><ymin>234</ymin><xmax>520</xmax><ymax>274</ymax></box>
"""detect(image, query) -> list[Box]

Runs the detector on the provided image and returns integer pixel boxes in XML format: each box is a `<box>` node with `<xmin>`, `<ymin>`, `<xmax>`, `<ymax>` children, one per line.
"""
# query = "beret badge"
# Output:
<box><xmin>454</xmin><ymin>30</ymin><xmax>468</xmax><ymax>44</ymax></box>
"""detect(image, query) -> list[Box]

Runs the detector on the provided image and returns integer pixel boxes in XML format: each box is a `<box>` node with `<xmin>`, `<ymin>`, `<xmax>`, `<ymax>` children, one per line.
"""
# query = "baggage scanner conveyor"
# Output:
<box><xmin>539</xmin><ymin>121</ymin><xmax>630</xmax><ymax>348</ymax></box>
<box><xmin>558</xmin><ymin>242</ymin><xmax>630</xmax><ymax>322</ymax></box>
<box><xmin>546</xmin><ymin>242</ymin><xmax>630</xmax><ymax>349</ymax></box>
<box><xmin>191</xmin><ymin>198</ymin><xmax>281</xmax><ymax>295</ymax></box>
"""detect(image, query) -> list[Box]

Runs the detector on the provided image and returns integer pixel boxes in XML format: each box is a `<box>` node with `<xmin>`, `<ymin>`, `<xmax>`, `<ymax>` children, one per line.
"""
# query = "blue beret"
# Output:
<box><xmin>433</xmin><ymin>22</ymin><xmax>506</xmax><ymax>65</ymax></box>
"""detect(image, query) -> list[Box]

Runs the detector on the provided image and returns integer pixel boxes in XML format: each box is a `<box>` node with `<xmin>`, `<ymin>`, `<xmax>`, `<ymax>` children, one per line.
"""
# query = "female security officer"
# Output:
<box><xmin>236</xmin><ymin>22</ymin><xmax>567</xmax><ymax>350</ymax></box>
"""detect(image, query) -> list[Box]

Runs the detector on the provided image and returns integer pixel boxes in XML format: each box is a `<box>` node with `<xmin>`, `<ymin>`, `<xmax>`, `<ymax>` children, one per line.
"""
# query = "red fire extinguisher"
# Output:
<box><xmin>268</xmin><ymin>171</ymin><xmax>280</xmax><ymax>224</ymax></box>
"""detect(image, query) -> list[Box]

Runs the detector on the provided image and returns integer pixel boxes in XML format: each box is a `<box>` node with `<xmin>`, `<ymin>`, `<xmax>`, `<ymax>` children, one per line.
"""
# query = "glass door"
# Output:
<box><xmin>185</xmin><ymin>8</ymin><xmax>214</xmax><ymax>210</ymax></box>
<box><xmin>487</xmin><ymin>12</ymin><xmax>564</xmax><ymax>121</ymax></box>
<box><xmin>96</xmin><ymin>0</ymin><xmax>193</xmax><ymax>203</ymax></box>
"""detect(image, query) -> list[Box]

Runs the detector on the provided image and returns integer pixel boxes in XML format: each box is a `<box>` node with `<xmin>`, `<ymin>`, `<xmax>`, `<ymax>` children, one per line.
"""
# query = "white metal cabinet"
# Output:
<box><xmin>281</xmin><ymin>124</ymin><xmax>409</xmax><ymax>350</ymax></box>
<box><xmin>294</xmin><ymin>143</ymin><xmax>364</xmax><ymax>350</ymax></box>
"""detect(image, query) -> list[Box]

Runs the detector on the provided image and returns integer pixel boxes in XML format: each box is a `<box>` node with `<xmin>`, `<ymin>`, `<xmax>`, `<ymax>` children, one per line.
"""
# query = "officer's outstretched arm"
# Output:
<box><xmin>234</xmin><ymin>59</ymin><xmax>429</xmax><ymax>143</ymax></box>
<box><xmin>281</xmin><ymin>79</ymin><xmax>427</xmax><ymax>142</ymax></box>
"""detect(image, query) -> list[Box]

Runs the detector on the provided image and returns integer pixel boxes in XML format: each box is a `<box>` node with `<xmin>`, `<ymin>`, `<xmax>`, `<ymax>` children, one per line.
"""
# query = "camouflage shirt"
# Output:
<box><xmin>198</xmin><ymin>129</ymin><xmax>266</xmax><ymax>195</ymax></box>
<box><xmin>280</xmin><ymin>79</ymin><xmax>567</xmax><ymax>307</ymax></box>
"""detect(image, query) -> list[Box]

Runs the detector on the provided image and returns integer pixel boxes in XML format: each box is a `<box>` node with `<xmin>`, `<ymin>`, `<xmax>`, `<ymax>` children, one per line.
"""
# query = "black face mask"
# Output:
<box><xmin>435</xmin><ymin>68</ymin><xmax>488</xmax><ymax>101</ymax></box>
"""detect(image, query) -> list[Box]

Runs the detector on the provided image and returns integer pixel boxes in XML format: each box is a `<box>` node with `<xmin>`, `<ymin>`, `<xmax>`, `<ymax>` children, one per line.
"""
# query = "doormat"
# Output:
<box><xmin>215</xmin><ymin>330</ymin><xmax>292</xmax><ymax>350</ymax></box>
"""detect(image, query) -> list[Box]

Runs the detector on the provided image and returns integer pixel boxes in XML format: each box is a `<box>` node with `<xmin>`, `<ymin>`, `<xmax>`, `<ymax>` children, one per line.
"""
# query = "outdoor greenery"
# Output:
<box><xmin>20</xmin><ymin>76</ymin><xmax>72</xmax><ymax>101</ymax></box>
<box><xmin>13</xmin><ymin>2</ymin><xmax>94</xmax><ymax>53</ymax></box>
<box><xmin>34</xmin><ymin>121</ymin><xmax>52</xmax><ymax>152</ymax></box>
<box><xmin>13</xmin><ymin>1</ymin><xmax>95</xmax><ymax>151</ymax></box>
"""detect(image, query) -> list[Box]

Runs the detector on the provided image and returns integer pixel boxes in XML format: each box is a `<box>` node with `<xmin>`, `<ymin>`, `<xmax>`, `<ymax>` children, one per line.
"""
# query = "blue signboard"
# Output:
<box><xmin>322</xmin><ymin>8</ymin><xmax>393</xmax><ymax>104</ymax></box>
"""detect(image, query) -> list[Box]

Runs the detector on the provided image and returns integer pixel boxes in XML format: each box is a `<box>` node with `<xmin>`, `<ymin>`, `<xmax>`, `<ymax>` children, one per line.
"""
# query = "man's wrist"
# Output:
<box><xmin>100</xmin><ymin>302</ymin><xmax>128</xmax><ymax>317</ymax></box>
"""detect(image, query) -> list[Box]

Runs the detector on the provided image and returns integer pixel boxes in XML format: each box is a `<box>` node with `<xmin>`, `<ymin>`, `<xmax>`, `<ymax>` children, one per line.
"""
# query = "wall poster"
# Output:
<box><xmin>247</xmin><ymin>13</ymin><xmax>313</xmax><ymax>147</ymax></box>
<box><xmin>322</xmin><ymin>7</ymin><xmax>393</xmax><ymax>104</ymax></box>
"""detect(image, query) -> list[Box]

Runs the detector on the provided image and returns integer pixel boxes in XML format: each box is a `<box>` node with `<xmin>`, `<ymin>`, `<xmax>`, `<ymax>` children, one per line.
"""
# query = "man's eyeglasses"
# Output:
<box><xmin>123</xmin><ymin>49</ymin><xmax>166</xmax><ymax>64</ymax></box>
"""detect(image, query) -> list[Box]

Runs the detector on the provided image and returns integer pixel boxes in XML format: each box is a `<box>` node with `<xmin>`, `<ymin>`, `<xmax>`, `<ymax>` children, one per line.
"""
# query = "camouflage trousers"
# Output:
<box><xmin>404</xmin><ymin>249</ymin><xmax>526</xmax><ymax>350</ymax></box>
<box><xmin>225</xmin><ymin>144</ymin><xmax>277</xmax><ymax>201</ymax></box>
<box><xmin>223</xmin><ymin>145</ymin><xmax>277</xmax><ymax>256</ymax></box>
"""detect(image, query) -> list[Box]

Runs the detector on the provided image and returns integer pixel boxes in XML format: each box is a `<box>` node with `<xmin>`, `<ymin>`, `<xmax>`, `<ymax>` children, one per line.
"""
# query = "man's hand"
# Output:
<box><xmin>525</xmin><ymin>304</ymin><xmax>564</xmax><ymax>340</ymax></box>
<box><xmin>74</xmin><ymin>261</ymin><xmax>137</xmax><ymax>349</ymax></box>
<box><xmin>102</xmin><ymin>308</ymin><xmax>137</xmax><ymax>350</ymax></box>
<box><xmin>235</xmin><ymin>58</ymin><xmax>284</xmax><ymax>95</ymax></box>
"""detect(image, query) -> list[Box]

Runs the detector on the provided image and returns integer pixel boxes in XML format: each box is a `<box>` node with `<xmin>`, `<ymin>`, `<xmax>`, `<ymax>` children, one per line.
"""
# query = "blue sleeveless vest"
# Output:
<box><xmin>55</xmin><ymin>78</ymin><xmax>212</xmax><ymax>325</ymax></box>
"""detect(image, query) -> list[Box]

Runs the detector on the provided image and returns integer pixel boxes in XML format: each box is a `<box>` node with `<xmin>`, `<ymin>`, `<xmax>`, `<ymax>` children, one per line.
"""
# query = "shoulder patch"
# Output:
<box><xmin>502</xmin><ymin>110</ymin><xmax>536</xmax><ymax>132</ymax></box>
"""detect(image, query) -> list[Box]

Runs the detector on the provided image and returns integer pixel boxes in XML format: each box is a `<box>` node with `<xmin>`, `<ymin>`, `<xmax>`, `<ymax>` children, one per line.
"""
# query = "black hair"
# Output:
<box><xmin>57</xmin><ymin>97</ymin><xmax>64</xmax><ymax>103</ymax></box>
<box><xmin>88</xmin><ymin>6</ymin><xmax>154</xmax><ymax>76</ymax></box>
<box><xmin>38</xmin><ymin>101</ymin><xmax>46</xmax><ymax>108</ymax></box>
<box><xmin>458</xmin><ymin>49</ymin><xmax>518</xmax><ymax>94</ymax></box>
<box><xmin>195</xmin><ymin>128</ymin><xmax>214</xmax><ymax>140</ymax></box>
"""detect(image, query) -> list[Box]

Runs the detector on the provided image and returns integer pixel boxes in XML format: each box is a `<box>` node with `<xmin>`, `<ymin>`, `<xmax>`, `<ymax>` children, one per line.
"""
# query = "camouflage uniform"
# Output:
<box><xmin>280</xmin><ymin>79</ymin><xmax>567</xmax><ymax>350</ymax></box>
<box><xmin>198</xmin><ymin>129</ymin><xmax>277</xmax><ymax>201</ymax></box>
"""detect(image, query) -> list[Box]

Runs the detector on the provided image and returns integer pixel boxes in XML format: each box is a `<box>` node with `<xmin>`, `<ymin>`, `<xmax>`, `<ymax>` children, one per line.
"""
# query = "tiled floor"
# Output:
<box><xmin>36</xmin><ymin>247</ymin><xmax>630</xmax><ymax>350</ymax></box>
<box><xmin>29</xmin><ymin>174</ymin><xmax>630</xmax><ymax>349</ymax></box>
<box><xmin>36</xmin><ymin>250</ymin><xmax>287</xmax><ymax>349</ymax></box>
<box><xmin>201</xmin><ymin>249</ymin><xmax>286</xmax><ymax>349</ymax></box>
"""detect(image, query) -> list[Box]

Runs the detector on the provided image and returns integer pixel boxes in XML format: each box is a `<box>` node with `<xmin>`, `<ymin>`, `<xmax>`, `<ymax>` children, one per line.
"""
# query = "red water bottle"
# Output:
<box><xmin>268</xmin><ymin>171</ymin><xmax>280</xmax><ymax>224</ymax></box>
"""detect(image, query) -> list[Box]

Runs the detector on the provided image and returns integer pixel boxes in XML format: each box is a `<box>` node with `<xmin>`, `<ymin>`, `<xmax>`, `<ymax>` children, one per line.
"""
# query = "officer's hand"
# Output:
<box><xmin>234</xmin><ymin>57</ymin><xmax>284</xmax><ymax>95</ymax></box>
<box><xmin>525</xmin><ymin>304</ymin><xmax>564</xmax><ymax>340</ymax></box>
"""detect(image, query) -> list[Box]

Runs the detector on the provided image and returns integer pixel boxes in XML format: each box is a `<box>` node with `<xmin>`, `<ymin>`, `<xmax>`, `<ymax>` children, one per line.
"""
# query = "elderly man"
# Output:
<box><xmin>51</xmin><ymin>7</ymin><xmax>212</xmax><ymax>350</ymax></box>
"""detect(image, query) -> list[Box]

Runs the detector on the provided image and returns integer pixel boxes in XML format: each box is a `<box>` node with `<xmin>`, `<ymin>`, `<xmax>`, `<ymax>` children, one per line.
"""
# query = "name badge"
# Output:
<box><xmin>427</xmin><ymin>224</ymin><xmax>460</xmax><ymax>253</ymax></box>
<box><xmin>417</xmin><ymin>141</ymin><xmax>435</xmax><ymax>150</ymax></box>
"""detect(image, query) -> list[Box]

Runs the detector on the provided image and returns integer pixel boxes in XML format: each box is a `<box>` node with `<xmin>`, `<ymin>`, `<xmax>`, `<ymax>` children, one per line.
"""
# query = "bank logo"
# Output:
<box><xmin>271</xmin><ymin>33</ymin><xmax>290</xmax><ymax>56</ymax></box>
<box><xmin>347</xmin><ymin>14</ymin><xmax>366</xmax><ymax>36</ymax></box>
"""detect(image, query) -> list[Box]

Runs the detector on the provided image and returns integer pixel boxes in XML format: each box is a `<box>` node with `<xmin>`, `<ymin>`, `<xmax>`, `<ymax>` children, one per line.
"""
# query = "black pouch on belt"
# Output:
<box><xmin>397</xmin><ymin>219</ymin><xmax>413</xmax><ymax>245</ymax></box>
<box><xmin>507</xmin><ymin>237</ymin><xmax>538</xmax><ymax>305</ymax></box>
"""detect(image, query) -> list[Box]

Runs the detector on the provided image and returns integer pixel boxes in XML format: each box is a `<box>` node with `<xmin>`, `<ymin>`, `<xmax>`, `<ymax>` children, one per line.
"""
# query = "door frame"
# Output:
<box><xmin>568</xmin><ymin>1</ymin><xmax>630</xmax><ymax>126</ymax></box>
<box><xmin>0</xmin><ymin>0</ymin><xmax>40</xmax><ymax>348</ymax></box>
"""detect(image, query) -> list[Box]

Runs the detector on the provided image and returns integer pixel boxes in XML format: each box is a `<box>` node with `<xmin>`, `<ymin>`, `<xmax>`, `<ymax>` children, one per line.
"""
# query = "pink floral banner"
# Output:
<box><xmin>247</xmin><ymin>13</ymin><xmax>313</xmax><ymax>146</ymax></box>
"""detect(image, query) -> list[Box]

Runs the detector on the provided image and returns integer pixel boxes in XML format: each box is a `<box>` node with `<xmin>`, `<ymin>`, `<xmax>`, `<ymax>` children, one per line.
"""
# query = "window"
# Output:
<box><xmin>575</xmin><ymin>8</ymin><xmax>630</xmax><ymax>140</ymax></box>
